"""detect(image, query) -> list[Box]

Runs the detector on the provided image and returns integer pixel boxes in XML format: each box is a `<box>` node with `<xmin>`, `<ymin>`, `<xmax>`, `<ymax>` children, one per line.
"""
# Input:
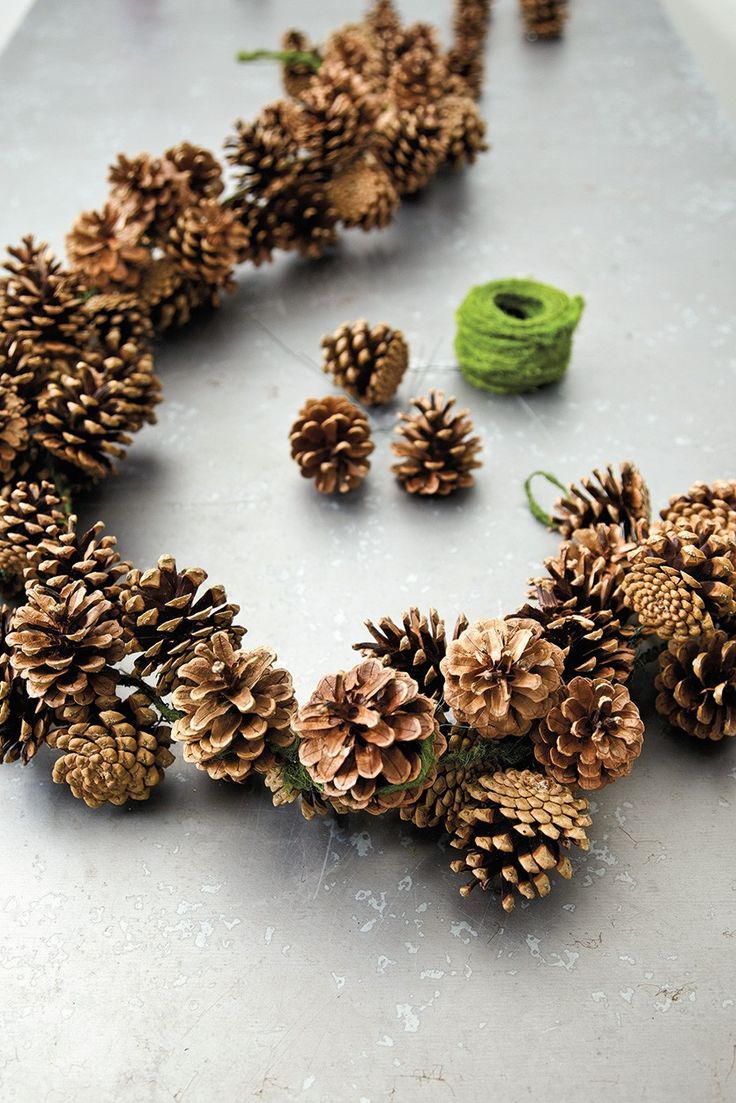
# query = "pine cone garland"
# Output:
<box><xmin>553</xmin><ymin>462</ymin><xmax>651</xmax><ymax>540</ymax></box>
<box><xmin>441</xmin><ymin>617</ymin><xmax>565</xmax><ymax>738</ymax></box>
<box><xmin>164</xmin><ymin>143</ymin><xmax>224</xmax><ymax>199</ymax></box>
<box><xmin>66</xmin><ymin>202</ymin><xmax>149</xmax><ymax>291</ymax></box>
<box><xmin>0</xmin><ymin>480</ymin><xmax>66</xmax><ymax>590</ymax></box>
<box><xmin>392</xmin><ymin>390</ymin><xmax>482</xmax><ymax>497</ymax></box>
<box><xmin>171</xmin><ymin>632</ymin><xmax>296</xmax><ymax>782</ymax></box>
<box><xmin>354</xmin><ymin>607</ymin><xmax>469</xmax><ymax>698</ymax></box>
<box><xmin>326</xmin><ymin>156</ymin><xmax>399</xmax><ymax>232</ymax></box>
<box><xmin>533</xmin><ymin>677</ymin><xmax>644</xmax><ymax>790</ymax></box>
<box><xmin>520</xmin><ymin>0</ymin><xmax>568</xmax><ymax>38</ymax></box>
<box><xmin>164</xmin><ymin>200</ymin><xmax>248</xmax><ymax>288</ymax></box>
<box><xmin>449</xmin><ymin>769</ymin><xmax>591</xmax><ymax>909</ymax></box>
<box><xmin>0</xmin><ymin>605</ymin><xmax>50</xmax><ymax>763</ymax></box>
<box><xmin>655</xmin><ymin>631</ymin><xmax>736</xmax><ymax>741</ymax></box>
<box><xmin>8</xmin><ymin>580</ymin><xmax>124</xmax><ymax>709</ymax></box>
<box><xmin>661</xmin><ymin>480</ymin><xmax>736</xmax><ymax>536</ymax></box>
<box><xmin>226</xmin><ymin>104</ymin><xmax>301</xmax><ymax>202</ymax></box>
<box><xmin>374</xmin><ymin>105</ymin><xmax>448</xmax><ymax>195</ymax></box>
<box><xmin>515</xmin><ymin>602</ymin><xmax>635</xmax><ymax>685</ymax></box>
<box><xmin>108</xmin><ymin>153</ymin><xmax>187</xmax><ymax>239</ymax></box>
<box><xmin>0</xmin><ymin>376</ymin><xmax>29</xmax><ymax>480</ymax></box>
<box><xmin>283</xmin><ymin>63</ymin><xmax>381</xmax><ymax>167</ymax></box>
<box><xmin>49</xmin><ymin>691</ymin><xmax>174</xmax><ymax>808</ymax></box>
<box><xmin>295</xmin><ymin>658</ymin><xmax>444</xmax><ymax>814</ymax></box>
<box><xmin>322</xmin><ymin>319</ymin><xmax>408</xmax><ymax>406</ymax></box>
<box><xmin>289</xmin><ymin>395</ymin><xmax>374</xmax><ymax>495</ymax></box>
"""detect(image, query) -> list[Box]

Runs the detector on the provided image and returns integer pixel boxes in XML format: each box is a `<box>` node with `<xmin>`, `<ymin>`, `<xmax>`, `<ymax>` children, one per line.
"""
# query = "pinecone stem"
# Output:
<box><xmin>524</xmin><ymin>469</ymin><xmax>568</xmax><ymax>528</ymax></box>
<box><xmin>235</xmin><ymin>48</ymin><xmax>322</xmax><ymax>70</ymax></box>
<box><xmin>119</xmin><ymin>672</ymin><xmax>183</xmax><ymax>723</ymax></box>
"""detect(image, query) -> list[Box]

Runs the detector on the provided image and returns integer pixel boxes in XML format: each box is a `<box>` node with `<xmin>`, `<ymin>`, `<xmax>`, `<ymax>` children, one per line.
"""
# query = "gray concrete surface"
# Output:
<box><xmin>1</xmin><ymin>1</ymin><xmax>735</xmax><ymax>1101</ymax></box>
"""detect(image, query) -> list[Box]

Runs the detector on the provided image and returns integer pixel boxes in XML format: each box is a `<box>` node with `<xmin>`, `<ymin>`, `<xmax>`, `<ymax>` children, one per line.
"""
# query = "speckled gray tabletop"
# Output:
<box><xmin>1</xmin><ymin>1</ymin><xmax>735</xmax><ymax>1100</ymax></box>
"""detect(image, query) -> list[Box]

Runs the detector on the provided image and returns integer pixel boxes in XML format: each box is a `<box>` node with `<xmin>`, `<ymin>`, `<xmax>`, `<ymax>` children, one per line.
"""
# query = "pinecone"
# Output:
<box><xmin>289</xmin><ymin>395</ymin><xmax>374</xmax><ymax>495</ymax></box>
<box><xmin>263</xmin><ymin>757</ymin><xmax>335</xmax><ymax>820</ymax></box>
<box><xmin>441</xmin><ymin>617</ymin><xmax>565</xmax><ymax>738</ymax></box>
<box><xmin>0</xmin><ymin>605</ymin><xmax>50</xmax><ymax>763</ymax></box>
<box><xmin>0</xmin><ymin>480</ymin><xmax>66</xmax><ymax>591</ymax></box>
<box><xmin>621</xmin><ymin>522</ymin><xmax>736</xmax><ymax>639</ymax></box>
<box><xmin>520</xmin><ymin>0</ymin><xmax>568</xmax><ymax>38</ymax></box>
<box><xmin>226</xmin><ymin>104</ymin><xmax>301</xmax><ymax>202</ymax></box>
<box><xmin>83</xmin><ymin>291</ymin><xmax>154</xmax><ymax>353</ymax></box>
<box><xmin>364</xmin><ymin>0</ymin><xmax>402</xmax><ymax>69</ymax></box>
<box><xmin>323</xmin><ymin>27</ymin><xmax>383</xmax><ymax>85</ymax></box>
<box><xmin>283</xmin><ymin>63</ymin><xmax>380</xmax><ymax>167</ymax></box>
<box><xmin>446</xmin><ymin>43</ymin><xmax>485</xmax><ymax>100</ymax></box>
<box><xmin>32</xmin><ymin>518</ymin><xmax>130</xmax><ymax>604</ymax></box>
<box><xmin>392</xmin><ymin>390</ymin><xmax>482</xmax><ymax>497</ymax></box>
<box><xmin>374</xmin><ymin>104</ymin><xmax>448</xmax><ymax>195</ymax></box>
<box><xmin>553</xmin><ymin>462</ymin><xmax>651</xmax><ymax>540</ymax></box>
<box><xmin>400</xmin><ymin>724</ymin><xmax>476</xmax><ymax>830</ymax></box>
<box><xmin>49</xmin><ymin>691</ymin><xmax>174</xmax><ymax>808</ymax></box>
<box><xmin>449</xmin><ymin>769</ymin><xmax>591</xmax><ymax>909</ymax></box>
<box><xmin>236</xmin><ymin>200</ymin><xmax>290</xmax><ymax>267</ymax></box>
<box><xmin>164</xmin><ymin>142</ymin><xmax>224</xmax><ymax>199</ymax></box>
<box><xmin>66</xmin><ymin>202</ymin><xmax>149</xmax><ymax>291</ymax></box>
<box><xmin>267</xmin><ymin>170</ymin><xmax>339</xmax><ymax>259</ymax></box>
<box><xmin>388</xmin><ymin>44</ymin><xmax>448</xmax><ymax>109</ymax></box>
<box><xmin>655</xmin><ymin>631</ymin><xmax>736</xmax><ymax>741</ymax></box>
<box><xmin>280</xmin><ymin>29</ymin><xmax>321</xmax><ymax>97</ymax></box>
<box><xmin>120</xmin><ymin>554</ymin><xmax>244</xmax><ymax>694</ymax></box>
<box><xmin>354</xmin><ymin>607</ymin><xmax>469</xmax><ymax>698</ymax></box>
<box><xmin>0</xmin><ymin>376</ymin><xmax>29</xmax><ymax>480</ymax></box>
<box><xmin>138</xmin><ymin>257</ymin><xmax>214</xmax><ymax>331</ymax></box>
<box><xmin>515</xmin><ymin>602</ymin><xmax>635</xmax><ymax>684</ymax></box>
<box><xmin>322</xmin><ymin>319</ymin><xmax>408</xmax><ymax>406</ymax></box>
<box><xmin>326</xmin><ymin>156</ymin><xmax>399</xmax><ymax>232</ymax></box>
<box><xmin>164</xmin><ymin>199</ymin><xmax>247</xmax><ymax>288</ymax></box>
<box><xmin>453</xmin><ymin>0</ymin><xmax>493</xmax><ymax>41</ymax></box>
<box><xmin>530</xmin><ymin>535</ymin><xmax>627</xmax><ymax>617</ymax></box>
<box><xmin>295</xmin><ymin>658</ymin><xmax>444</xmax><ymax>814</ymax></box>
<box><xmin>662</xmin><ymin>480</ymin><xmax>736</xmax><ymax>536</ymax></box>
<box><xmin>8</xmin><ymin>580</ymin><xmax>124</xmax><ymax>709</ymax></box>
<box><xmin>108</xmin><ymin>153</ymin><xmax>187</xmax><ymax>239</ymax></box>
<box><xmin>533</xmin><ymin>677</ymin><xmax>644</xmax><ymax>790</ymax></box>
<box><xmin>440</xmin><ymin>95</ymin><xmax>488</xmax><ymax>167</ymax></box>
<box><xmin>171</xmin><ymin>631</ymin><xmax>295</xmax><ymax>782</ymax></box>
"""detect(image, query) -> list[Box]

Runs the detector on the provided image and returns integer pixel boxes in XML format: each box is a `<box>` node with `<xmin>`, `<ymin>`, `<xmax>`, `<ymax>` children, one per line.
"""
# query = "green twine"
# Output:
<box><xmin>454</xmin><ymin>278</ymin><xmax>584</xmax><ymax>395</ymax></box>
<box><xmin>236</xmin><ymin>48</ymin><xmax>322</xmax><ymax>71</ymax></box>
<box><xmin>523</xmin><ymin>469</ymin><xmax>568</xmax><ymax>528</ymax></box>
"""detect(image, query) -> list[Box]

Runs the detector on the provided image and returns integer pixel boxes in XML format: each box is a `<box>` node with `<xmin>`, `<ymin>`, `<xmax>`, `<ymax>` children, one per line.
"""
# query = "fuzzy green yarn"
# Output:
<box><xmin>455</xmin><ymin>278</ymin><xmax>584</xmax><ymax>395</ymax></box>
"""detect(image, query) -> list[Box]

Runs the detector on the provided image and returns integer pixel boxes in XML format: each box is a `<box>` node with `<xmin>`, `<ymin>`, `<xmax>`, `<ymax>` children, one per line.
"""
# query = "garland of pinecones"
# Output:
<box><xmin>2</xmin><ymin>0</ymin><xmax>732</xmax><ymax>915</ymax></box>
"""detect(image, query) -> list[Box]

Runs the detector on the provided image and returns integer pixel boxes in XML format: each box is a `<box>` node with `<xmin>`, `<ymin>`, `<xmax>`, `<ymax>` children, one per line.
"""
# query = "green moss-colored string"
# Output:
<box><xmin>455</xmin><ymin>278</ymin><xmax>584</xmax><ymax>395</ymax></box>
<box><xmin>236</xmin><ymin>48</ymin><xmax>322</xmax><ymax>71</ymax></box>
<box><xmin>523</xmin><ymin>469</ymin><xmax>568</xmax><ymax>527</ymax></box>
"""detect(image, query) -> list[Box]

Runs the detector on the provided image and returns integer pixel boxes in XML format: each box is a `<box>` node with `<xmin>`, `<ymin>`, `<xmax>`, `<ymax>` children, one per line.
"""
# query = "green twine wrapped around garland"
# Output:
<box><xmin>454</xmin><ymin>278</ymin><xmax>584</xmax><ymax>395</ymax></box>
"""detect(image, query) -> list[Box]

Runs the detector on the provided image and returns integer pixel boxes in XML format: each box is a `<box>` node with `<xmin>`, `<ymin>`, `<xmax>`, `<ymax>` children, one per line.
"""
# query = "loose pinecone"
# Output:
<box><xmin>83</xmin><ymin>291</ymin><xmax>154</xmax><ymax>354</ymax></box>
<box><xmin>440</xmin><ymin>95</ymin><xmax>488</xmax><ymax>167</ymax></box>
<box><xmin>354</xmin><ymin>607</ymin><xmax>469</xmax><ymax>698</ymax></box>
<box><xmin>656</xmin><ymin>631</ymin><xmax>736</xmax><ymax>741</ymax></box>
<box><xmin>289</xmin><ymin>395</ymin><xmax>374</xmax><ymax>495</ymax></box>
<box><xmin>120</xmin><ymin>554</ymin><xmax>244</xmax><ymax>694</ymax></box>
<box><xmin>520</xmin><ymin>0</ymin><xmax>568</xmax><ymax>38</ymax></box>
<box><xmin>171</xmin><ymin>631</ymin><xmax>295</xmax><ymax>782</ymax></box>
<box><xmin>8</xmin><ymin>580</ymin><xmax>124</xmax><ymax>709</ymax></box>
<box><xmin>226</xmin><ymin>104</ymin><xmax>301</xmax><ymax>202</ymax></box>
<box><xmin>553</xmin><ymin>462</ymin><xmax>651</xmax><ymax>541</ymax></box>
<box><xmin>449</xmin><ymin>769</ymin><xmax>591</xmax><ymax>909</ymax></box>
<box><xmin>388</xmin><ymin>44</ymin><xmax>448</xmax><ymax>109</ymax></box>
<box><xmin>66</xmin><ymin>202</ymin><xmax>149</xmax><ymax>291</ymax></box>
<box><xmin>280</xmin><ymin>29</ymin><xmax>321</xmax><ymax>97</ymax></box>
<box><xmin>392</xmin><ymin>390</ymin><xmax>482</xmax><ymax>497</ymax></box>
<box><xmin>295</xmin><ymin>658</ymin><xmax>444</xmax><ymax>814</ymax></box>
<box><xmin>0</xmin><ymin>480</ymin><xmax>66</xmax><ymax>590</ymax></box>
<box><xmin>515</xmin><ymin>602</ymin><xmax>635</xmax><ymax>684</ymax></box>
<box><xmin>621</xmin><ymin>522</ymin><xmax>736</xmax><ymax>639</ymax></box>
<box><xmin>164</xmin><ymin>142</ymin><xmax>224</xmax><ymax>199</ymax></box>
<box><xmin>441</xmin><ymin>617</ymin><xmax>565</xmax><ymax>738</ymax></box>
<box><xmin>108</xmin><ymin>153</ymin><xmax>188</xmax><ymax>240</ymax></box>
<box><xmin>374</xmin><ymin>104</ymin><xmax>448</xmax><ymax>195</ymax></box>
<box><xmin>164</xmin><ymin>199</ymin><xmax>248</xmax><ymax>288</ymax></box>
<box><xmin>49</xmin><ymin>691</ymin><xmax>174</xmax><ymax>808</ymax></box>
<box><xmin>662</xmin><ymin>480</ymin><xmax>736</xmax><ymax>536</ymax></box>
<box><xmin>32</xmin><ymin>519</ymin><xmax>130</xmax><ymax>604</ymax></box>
<box><xmin>533</xmin><ymin>676</ymin><xmax>644</xmax><ymax>789</ymax></box>
<box><xmin>322</xmin><ymin>319</ymin><xmax>408</xmax><ymax>406</ymax></box>
<box><xmin>0</xmin><ymin>375</ymin><xmax>29</xmax><ymax>480</ymax></box>
<box><xmin>326</xmin><ymin>156</ymin><xmax>399</xmax><ymax>232</ymax></box>
<box><xmin>283</xmin><ymin>63</ymin><xmax>380</xmax><ymax>167</ymax></box>
<box><xmin>0</xmin><ymin>605</ymin><xmax>50</xmax><ymax>763</ymax></box>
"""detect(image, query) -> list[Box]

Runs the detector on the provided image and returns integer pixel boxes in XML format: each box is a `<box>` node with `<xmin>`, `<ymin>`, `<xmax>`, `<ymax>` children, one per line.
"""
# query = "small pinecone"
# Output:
<box><xmin>138</xmin><ymin>257</ymin><xmax>214</xmax><ymax>331</ymax></box>
<box><xmin>0</xmin><ymin>375</ymin><xmax>29</xmax><ymax>480</ymax></box>
<box><xmin>392</xmin><ymin>390</ymin><xmax>482</xmax><ymax>497</ymax></box>
<box><xmin>374</xmin><ymin>104</ymin><xmax>448</xmax><ymax>195</ymax></box>
<box><xmin>289</xmin><ymin>395</ymin><xmax>374</xmax><ymax>495</ymax></box>
<box><xmin>49</xmin><ymin>691</ymin><xmax>174</xmax><ymax>808</ymax></box>
<box><xmin>400</xmin><ymin>724</ymin><xmax>477</xmax><ymax>830</ymax></box>
<box><xmin>120</xmin><ymin>554</ymin><xmax>244</xmax><ymax>694</ymax></box>
<box><xmin>164</xmin><ymin>199</ymin><xmax>247</xmax><ymax>288</ymax></box>
<box><xmin>260</xmin><ymin>170</ymin><xmax>339</xmax><ymax>260</ymax></box>
<box><xmin>449</xmin><ymin>769</ymin><xmax>591</xmax><ymax>909</ymax></box>
<box><xmin>32</xmin><ymin>519</ymin><xmax>130</xmax><ymax>604</ymax></box>
<box><xmin>280</xmin><ymin>29</ymin><xmax>321</xmax><ymax>97</ymax></box>
<box><xmin>83</xmin><ymin>291</ymin><xmax>154</xmax><ymax>353</ymax></box>
<box><xmin>295</xmin><ymin>658</ymin><xmax>444</xmax><ymax>815</ymax></box>
<box><xmin>388</xmin><ymin>44</ymin><xmax>448</xmax><ymax>109</ymax></box>
<box><xmin>655</xmin><ymin>631</ymin><xmax>736</xmax><ymax>741</ymax></box>
<box><xmin>8</xmin><ymin>580</ymin><xmax>124</xmax><ymax>709</ymax></box>
<box><xmin>446</xmin><ymin>43</ymin><xmax>485</xmax><ymax>100</ymax></box>
<box><xmin>662</xmin><ymin>480</ymin><xmax>736</xmax><ymax>537</ymax></box>
<box><xmin>364</xmin><ymin>0</ymin><xmax>403</xmax><ymax>68</ymax></box>
<box><xmin>440</xmin><ymin>95</ymin><xmax>488</xmax><ymax>167</ymax></box>
<box><xmin>441</xmin><ymin>617</ymin><xmax>565</xmax><ymax>738</ymax></box>
<box><xmin>0</xmin><ymin>605</ymin><xmax>50</xmax><ymax>763</ymax></box>
<box><xmin>531</xmin><ymin>536</ymin><xmax>627</xmax><ymax>617</ymax></box>
<box><xmin>520</xmin><ymin>0</ymin><xmax>568</xmax><ymax>39</ymax></box>
<box><xmin>453</xmin><ymin>0</ymin><xmax>493</xmax><ymax>41</ymax></box>
<box><xmin>108</xmin><ymin>153</ymin><xmax>188</xmax><ymax>239</ymax></box>
<box><xmin>326</xmin><ymin>156</ymin><xmax>399</xmax><ymax>232</ymax></box>
<box><xmin>322</xmin><ymin>319</ymin><xmax>408</xmax><ymax>406</ymax></box>
<box><xmin>164</xmin><ymin>142</ymin><xmax>224</xmax><ymax>199</ymax></box>
<box><xmin>263</xmin><ymin>760</ymin><xmax>335</xmax><ymax>820</ymax></box>
<box><xmin>0</xmin><ymin>480</ymin><xmax>66</xmax><ymax>590</ymax></box>
<box><xmin>226</xmin><ymin>104</ymin><xmax>301</xmax><ymax>202</ymax></box>
<box><xmin>171</xmin><ymin>631</ymin><xmax>295</xmax><ymax>782</ymax></box>
<box><xmin>66</xmin><ymin>202</ymin><xmax>149</xmax><ymax>291</ymax></box>
<box><xmin>354</xmin><ymin>607</ymin><xmax>469</xmax><ymax>698</ymax></box>
<box><xmin>621</xmin><ymin>522</ymin><xmax>736</xmax><ymax>639</ymax></box>
<box><xmin>553</xmin><ymin>462</ymin><xmax>651</xmax><ymax>540</ymax></box>
<box><xmin>323</xmin><ymin>26</ymin><xmax>383</xmax><ymax>85</ymax></box>
<box><xmin>533</xmin><ymin>677</ymin><xmax>644</xmax><ymax>790</ymax></box>
<box><xmin>515</xmin><ymin>602</ymin><xmax>635</xmax><ymax>685</ymax></box>
<box><xmin>283</xmin><ymin>63</ymin><xmax>380</xmax><ymax>167</ymax></box>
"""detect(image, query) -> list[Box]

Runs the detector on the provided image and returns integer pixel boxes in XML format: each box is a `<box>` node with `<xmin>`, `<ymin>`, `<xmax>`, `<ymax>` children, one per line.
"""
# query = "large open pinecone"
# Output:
<box><xmin>441</xmin><ymin>617</ymin><xmax>565</xmax><ymax>738</ymax></box>
<box><xmin>621</xmin><ymin>522</ymin><xmax>736</xmax><ymax>639</ymax></box>
<box><xmin>520</xmin><ymin>0</ymin><xmax>568</xmax><ymax>38</ymax></box>
<box><xmin>656</xmin><ymin>631</ymin><xmax>736</xmax><ymax>740</ymax></box>
<box><xmin>108</xmin><ymin>153</ymin><xmax>188</xmax><ymax>240</ymax></box>
<box><xmin>226</xmin><ymin>104</ymin><xmax>301</xmax><ymax>202</ymax></box>
<box><xmin>533</xmin><ymin>676</ymin><xmax>644</xmax><ymax>790</ymax></box>
<box><xmin>120</xmin><ymin>554</ymin><xmax>244</xmax><ymax>693</ymax></box>
<box><xmin>0</xmin><ymin>605</ymin><xmax>50</xmax><ymax>763</ymax></box>
<box><xmin>530</xmin><ymin>532</ymin><xmax>628</xmax><ymax>617</ymax></box>
<box><xmin>49</xmin><ymin>691</ymin><xmax>174</xmax><ymax>808</ymax></box>
<box><xmin>295</xmin><ymin>658</ymin><xmax>444</xmax><ymax>814</ymax></box>
<box><xmin>515</xmin><ymin>601</ymin><xmax>635</xmax><ymax>684</ymax></box>
<box><xmin>8</xmin><ymin>580</ymin><xmax>124</xmax><ymax>710</ymax></box>
<box><xmin>553</xmin><ymin>462</ymin><xmax>651</xmax><ymax>540</ymax></box>
<box><xmin>392</xmin><ymin>390</ymin><xmax>482</xmax><ymax>497</ymax></box>
<box><xmin>354</xmin><ymin>607</ymin><xmax>469</xmax><ymax>699</ymax></box>
<box><xmin>66</xmin><ymin>202</ymin><xmax>149</xmax><ymax>291</ymax></box>
<box><xmin>289</xmin><ymin>395</ymin><xmax>374</xmax><ymax>495</ymax></box>
<box><xmin>283</xmin><ymin>63</ymin><xmax>380</xmax><ymax>167</ymax></box>
<box><xmin>32</xmin><ymin>519</ymin><xmax>130</xmax><ymax>604</ymax></box>
<box><xmin>165</xmin><ymin>142</ymin><xmax>224</xmax><ymax>200</ymax></box>
<box><xmin>0</xmin><ymin>480</ymin><xmax>65</xmax><ymax>590</ymax></box>
<box><xmin>326</xmin><ymin>156</ymin><xmax>399</xmax><ymax>232</ymax></box>
<box><xmin>662</xmin><ymin>480</ymin><xmax>736</xmax><ymax>536</ymax></box>
<box><xmin>375</xmin><ymin>104</ymin><xmax>448</xmax><ymax>195</ymax></box>
<box><xmin>164</xmin><ymin>199</ymin><xmax>247</xmax><ymax>288</ymax></box>
<box><xmin>322</xmin><ymin>319</ymin><xmax>408</xmax><ymax>406</ymax></box>
<box><xmin>171</xmin><ymin>631</ymin><xmax>296</xmax><ymax>782</ymax></box>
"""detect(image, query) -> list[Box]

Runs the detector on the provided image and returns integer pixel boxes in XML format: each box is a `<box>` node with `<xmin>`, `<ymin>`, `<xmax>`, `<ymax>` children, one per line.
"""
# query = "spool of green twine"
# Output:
<box><xmin>454</xmin><ymin>278</ymin><xmax>584</xmax><ymax>395</ymax></box>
